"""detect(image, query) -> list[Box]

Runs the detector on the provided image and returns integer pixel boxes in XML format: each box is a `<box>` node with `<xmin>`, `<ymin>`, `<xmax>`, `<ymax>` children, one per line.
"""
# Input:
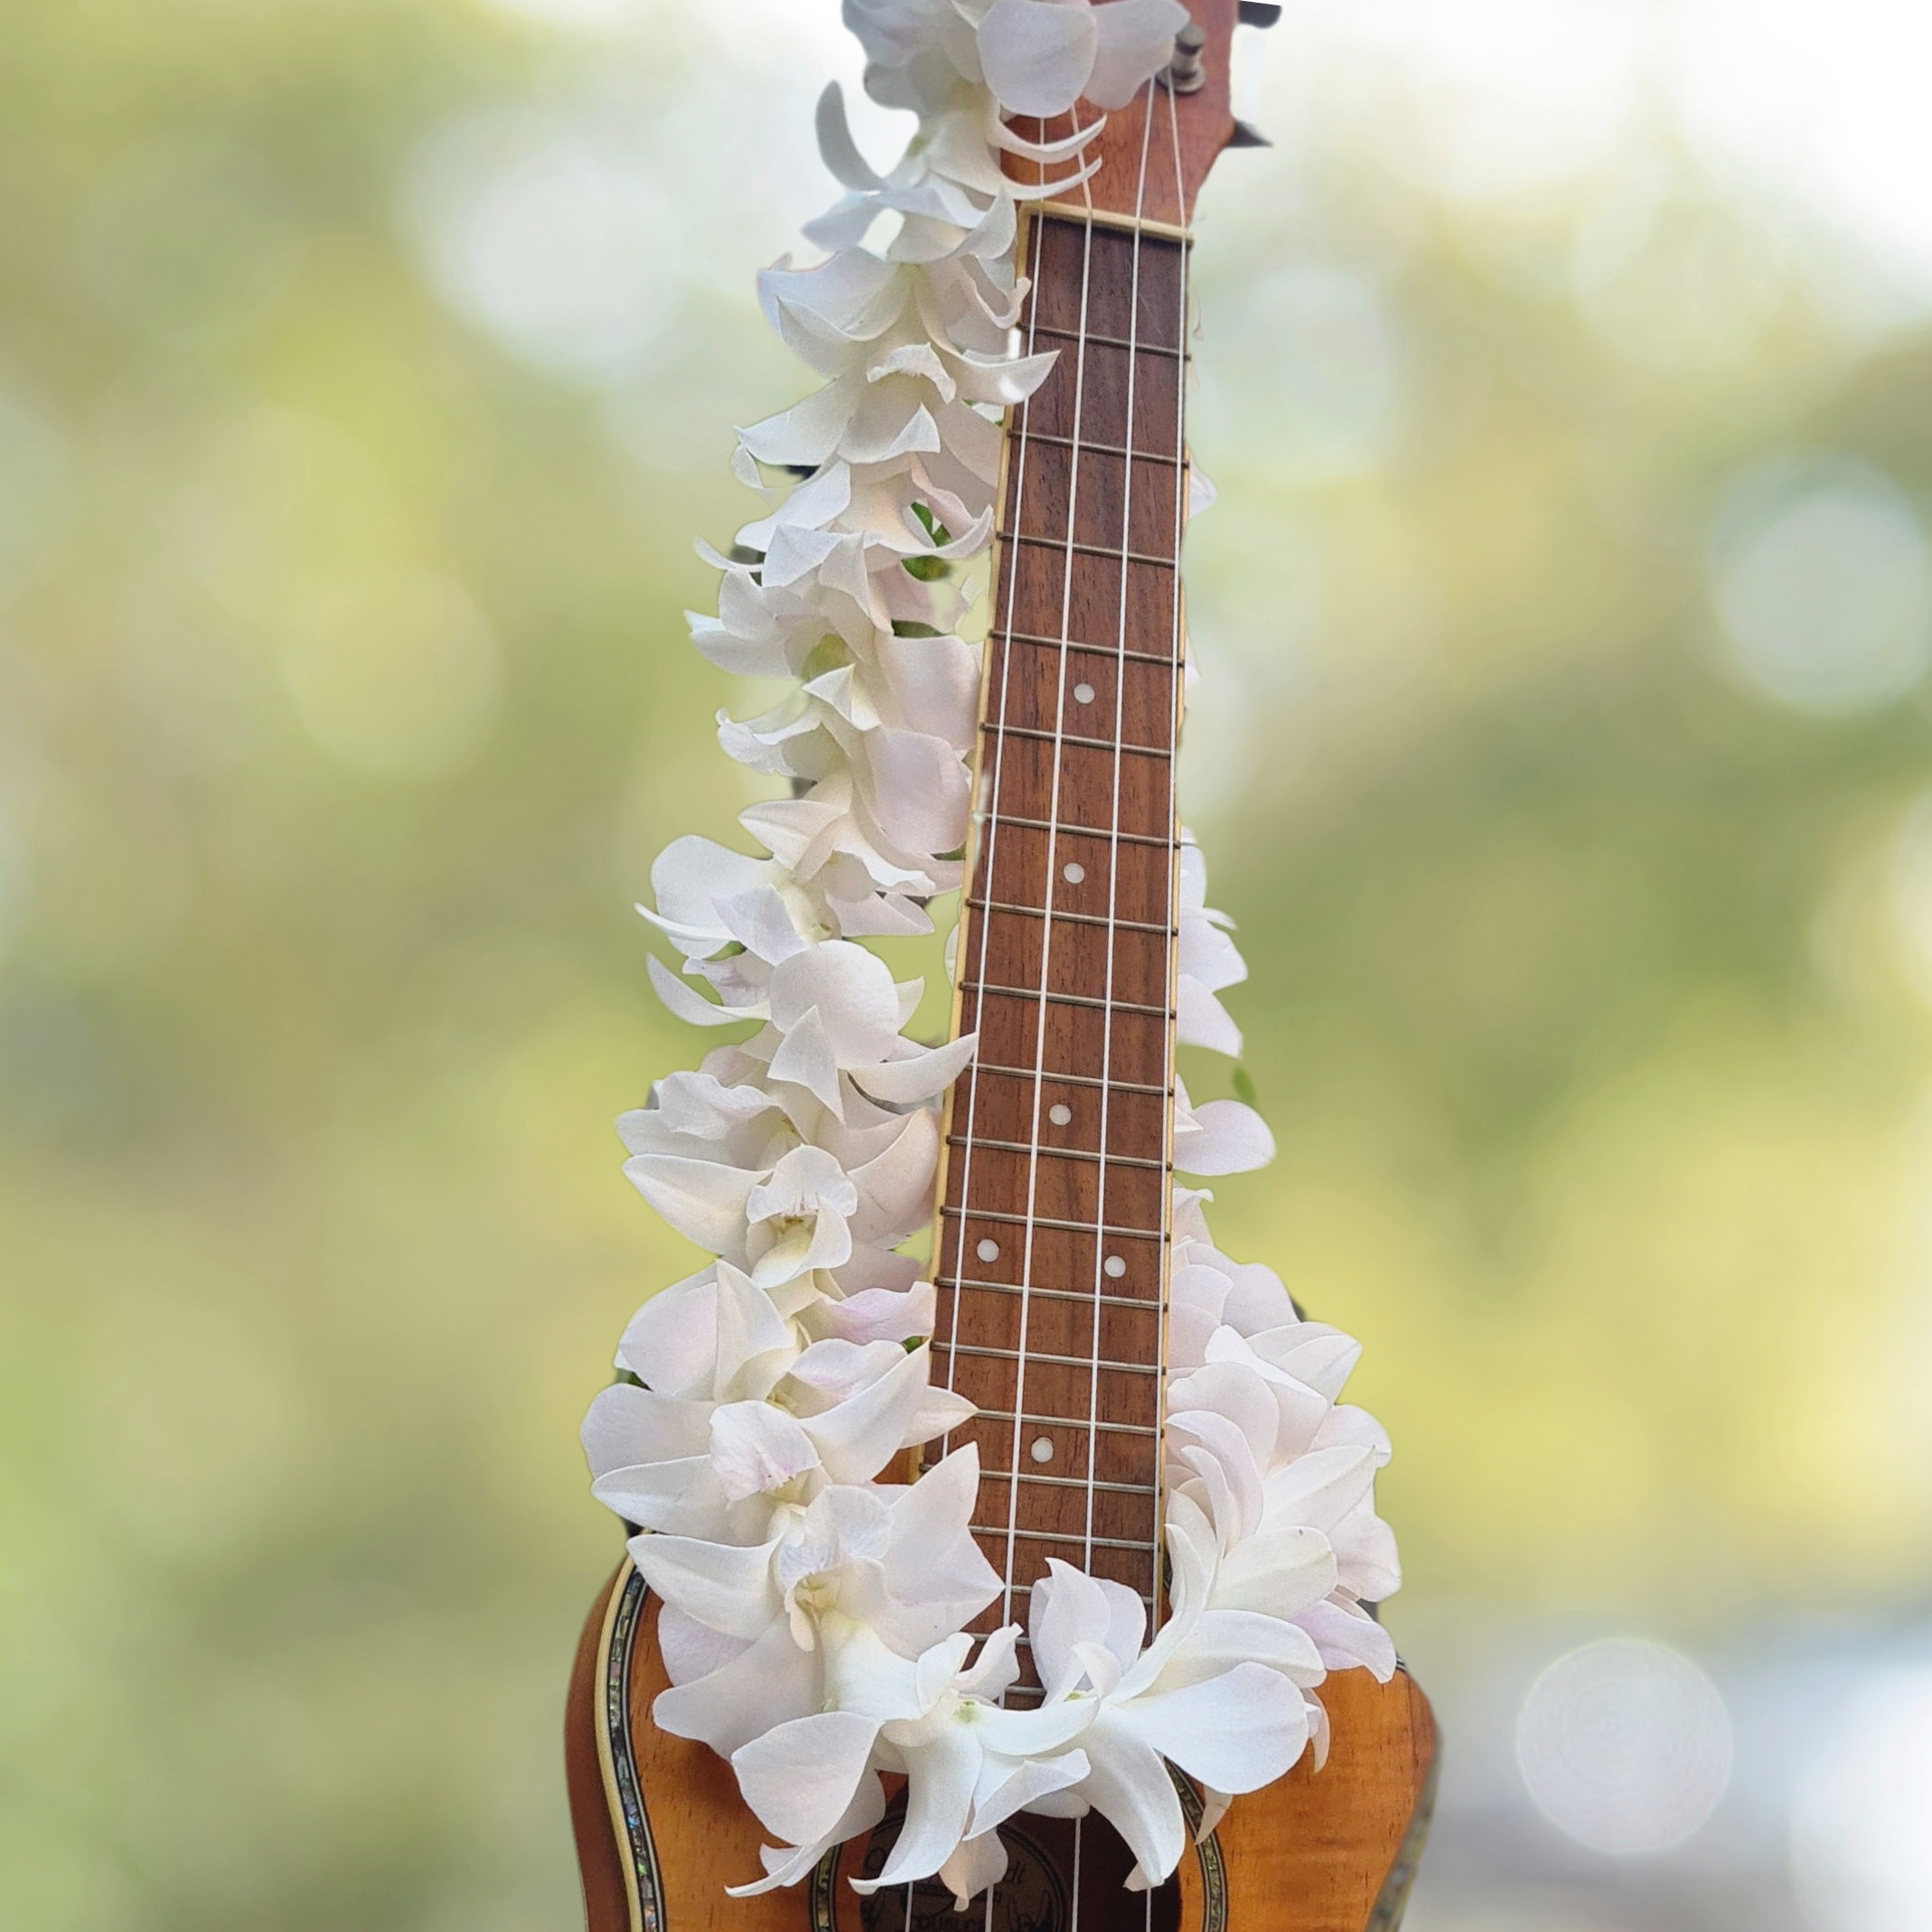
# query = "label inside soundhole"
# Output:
<box><xmin>840</xmin><ymin>1800</ymin><xmax>1180</xmax><ymax>1932</ymax></box>
<box><xmin>854</xmin><ymin>1820</ymin><xmax>1064</xmax><ymax>1932</ymax></box>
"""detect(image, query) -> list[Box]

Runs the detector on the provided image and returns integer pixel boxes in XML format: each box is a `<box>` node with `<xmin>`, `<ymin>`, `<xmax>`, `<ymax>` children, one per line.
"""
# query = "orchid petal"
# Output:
<box><xmin>734</xmin><ymin>1709</ymin><xmax>882</xmax><ymax>1846</ymax></box>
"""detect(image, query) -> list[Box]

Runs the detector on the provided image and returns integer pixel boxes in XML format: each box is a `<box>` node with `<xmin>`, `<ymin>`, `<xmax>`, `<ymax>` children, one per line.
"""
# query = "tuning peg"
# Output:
<box><xmin>1226</xmin><ymin>118</ymin><xmax>1271</xmax><ymax>147</ymax></box>
<box><xmin>1161</xmin><ymin>21</ymin><xmax>1207</xmax><ymax>92</ymax></box>
<box><xmin>1237</xmin><ymin>1</ymin><xmax>1282</xmax><ymax>23</ymax></box>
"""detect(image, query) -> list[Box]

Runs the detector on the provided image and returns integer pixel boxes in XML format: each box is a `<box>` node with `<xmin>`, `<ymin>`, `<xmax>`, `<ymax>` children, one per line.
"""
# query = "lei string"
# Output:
<box><xmin>582</xmin><ymin>0</ymin><xmax>1402</xmax><ymax>1903</ymax></box>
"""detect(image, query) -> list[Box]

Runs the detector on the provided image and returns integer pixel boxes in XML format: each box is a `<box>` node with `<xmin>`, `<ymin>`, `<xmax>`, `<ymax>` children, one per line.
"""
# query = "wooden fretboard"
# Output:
<box><xmin>932</xmin><ymin>211</ymin><xmax>1189</xmax><ymax>1691</ymax></box>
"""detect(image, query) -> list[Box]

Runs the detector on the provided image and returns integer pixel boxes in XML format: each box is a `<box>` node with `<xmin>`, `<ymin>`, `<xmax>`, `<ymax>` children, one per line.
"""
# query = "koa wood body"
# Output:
<box><xmin>570</xmin><ymin>5</ymin><xmax>1435</xmax><ymax>1926</ymax></box>
<box><xmin>568</xmin><ymin>1567</ymin><xmax>1436</xmax><ymax>1932</ymax></box>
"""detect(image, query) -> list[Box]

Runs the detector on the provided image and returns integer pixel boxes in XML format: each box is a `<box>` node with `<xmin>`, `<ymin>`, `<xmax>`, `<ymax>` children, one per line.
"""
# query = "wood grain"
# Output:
<box><xmin>933</xmin><ymin>215</ymin><xmax>1190</xmax><ymax>1666</ymax></box>
<box><xmin>569</xmin><ymin>1568</ymin><xmax>807</xmax><ymax>1932</ymax></box>
<box><xmin>1205</xmin><ymin>1670</ymin><xmax>1438</xmax><ymax>1932</ymax></box>
<box><xmin>567</xmin><ymin>1566</ymin><xmax>633</xmax><ymax>1932</ymax></box>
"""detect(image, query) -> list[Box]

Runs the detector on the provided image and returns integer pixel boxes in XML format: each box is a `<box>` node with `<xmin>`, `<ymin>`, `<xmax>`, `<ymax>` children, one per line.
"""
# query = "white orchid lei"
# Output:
<box><xmin>583</xmin><ymin>0</ymin><xmax>1402</xmax><ymax>1906</ymax></box>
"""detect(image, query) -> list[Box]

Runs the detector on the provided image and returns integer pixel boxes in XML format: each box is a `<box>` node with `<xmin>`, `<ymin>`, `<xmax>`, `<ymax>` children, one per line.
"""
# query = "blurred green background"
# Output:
<box><xmin>5</xmin><ymin>1</ymin><xmax>1931</xmax><ymax>1927</ymax></box>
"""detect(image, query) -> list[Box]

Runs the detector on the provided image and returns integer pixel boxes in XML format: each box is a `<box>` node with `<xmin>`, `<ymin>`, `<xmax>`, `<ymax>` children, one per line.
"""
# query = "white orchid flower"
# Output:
<box><xmin>738</xmin><ymin>766</ymin><xmax>959</xmax><ymax>901</ymax></box>
<box><xmin>618</xmin><ymin>1058</ymin><xmax>918</xmax><ymax>1179</ymax></box>
<box><xmin>1018</xmin><ymin>1511</ymin><xmax>1323</xmax><ymax>1890</ymax></box>
<box><xmin>641</xmin><ymin>834</ymin><xmax>936</xmax><ymax>990</ymax></box>
<box><xmin>584</xmin><ymin>1297</ymin><xmax>971</xmax><ymax>1548</ymax></box>
<box><xmin>727</xmin><ymin>1618</ymin><xmax>1094</xmax><ymax>1902</ymax></box>
<box><xmin>971</xmin><ymin>0</ymin><xmax>1189</xmax><ymax>117</ymax></box>
<box><xmin>1176</xmin><ymin>839</ymin><xmax>1249</xmax><ymax>1058</ymax></box>
<box><xmin>583</xmin><ymin>0</ymin><xmax>1404</xmax><ymax>1884</ymax></box>
<box><xmin>1163</xmin><ymin>1328</ymin><xmax>1400</xmax><ymax>1680</ymax></box>
<box><xmin>639</xmin><ymin>1450</ymin><xmax>1001</xmax><ymax>1753</ymax></box>
<box><xmin>614</xmin><ymin>1263</ymin><xmax>944</xmax><ymax>1411</ymax></box>
<box><xmin>625</xmin><ymin>1138</ymin><xmax>877</xmax><ymax>1291</ymax></box>
<box><xmin>645</xmin><ymin>949</ymin><xmax>975</xmax><ymax>1144</ymax></box>
<box><xmin>1171</xmin><ymin>1074</ymin><xmax>1275</xmax><ymax>1177</ymax></box>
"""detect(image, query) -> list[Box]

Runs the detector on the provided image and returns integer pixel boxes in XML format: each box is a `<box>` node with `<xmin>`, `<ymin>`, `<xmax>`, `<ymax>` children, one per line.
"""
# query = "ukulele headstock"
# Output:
<box><xmin>1002</xmin><ymin>0</ymin><xmax>1272</xmax><ymax>230</ymax></box>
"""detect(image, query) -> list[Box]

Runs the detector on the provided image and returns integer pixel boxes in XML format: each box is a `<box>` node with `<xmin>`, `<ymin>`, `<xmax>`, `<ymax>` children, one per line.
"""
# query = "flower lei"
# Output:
<box><xmin>582</xmin><ymin>0</ymin><xmax>1402</xmax><ymax>1905</ymax></box>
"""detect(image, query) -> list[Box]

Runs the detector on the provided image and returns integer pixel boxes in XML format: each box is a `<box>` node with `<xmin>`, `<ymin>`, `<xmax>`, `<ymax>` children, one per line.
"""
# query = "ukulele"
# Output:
<box><xmin>567</xmin><ymin>4</ymin><xmax>1435</xmax><ymax>1927</ymax></box>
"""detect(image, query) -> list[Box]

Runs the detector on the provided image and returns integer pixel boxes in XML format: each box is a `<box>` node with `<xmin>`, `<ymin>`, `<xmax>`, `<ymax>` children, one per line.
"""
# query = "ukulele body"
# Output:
<box><xmin>567</xmin><ymin>1566</ymin><xmax>1438</xmax><ymax>1932</ymax></box>
<box><xmin>568</xmin><ymin>8</ymin><xmax>1436</xmax><ymax>1929</ymax></box>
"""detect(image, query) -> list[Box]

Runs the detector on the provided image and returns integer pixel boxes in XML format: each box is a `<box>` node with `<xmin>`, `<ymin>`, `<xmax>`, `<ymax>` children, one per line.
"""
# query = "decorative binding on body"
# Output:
<box><xmin>567</xmin><ymin>2</ymin><xmax>1436</xmax><ymax>1925</ymax></box>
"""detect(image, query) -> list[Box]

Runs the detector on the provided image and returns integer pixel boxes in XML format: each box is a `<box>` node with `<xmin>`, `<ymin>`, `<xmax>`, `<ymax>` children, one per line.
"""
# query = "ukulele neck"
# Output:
<box><xmin>933</xmin><ymin>209</ymin><xmax>1192</xmax><ymax>1691</ymax></box>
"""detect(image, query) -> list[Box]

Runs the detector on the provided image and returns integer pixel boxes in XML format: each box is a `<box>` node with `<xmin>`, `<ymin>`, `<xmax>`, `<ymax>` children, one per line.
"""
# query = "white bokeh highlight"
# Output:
<box><xmin>1707</xmin><ymin>454</ymin><xmax>1932</xmax><ymax>717</ymax></box>
<box><xmin>1515</xmin><ymin>1638</ymin><xmax>1733</xmax><ymax>1855</ymax></box>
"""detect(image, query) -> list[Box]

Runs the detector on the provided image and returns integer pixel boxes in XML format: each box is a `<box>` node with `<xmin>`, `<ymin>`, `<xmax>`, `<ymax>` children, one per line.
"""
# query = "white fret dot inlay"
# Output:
<box><xmin>1063</xmin><ymin>862</ymin><xmax>1085</xmax><ymax>884</ymax></box>
<box><xmin>1103</xmin><ymin>1254</ymin><xmax>1127</xmax><ymax>1279</ymax></box>
<box><xmin>1073</xmin><ymin>682</ymin><xmax>1095</xmax><ymax>704</ymax></box>
<box><xmin>977</xmin><ymin>1239</ymin><xmax>1000</xmax><ymax>1262</ymax></box>
<box><xmin>1030</xmin><ymin>1437</ymin><xmax>1055</xmax><ymax>1464</ymax></box>
<box><xmin>1048</xmin><ymin>1104</ymin><xmax>1073</xmax><ymax>1127</ymax></box>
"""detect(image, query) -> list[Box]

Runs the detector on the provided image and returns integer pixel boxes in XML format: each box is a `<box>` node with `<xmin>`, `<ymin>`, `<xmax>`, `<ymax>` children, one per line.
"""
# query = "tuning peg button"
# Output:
<box><xmin>1226</xmin><ymin>118</ymin><xmax>1271</xmax><ymax>148</ymax></box>
<box><xmin>1237</xmin><ymin>1</ymin><xmax>1282</xmax><ymax>24</ymax></box>
<box><xmin>1162</xmin><ymin>21</ymin><xmax>1207</xmax><ymax>92</ymax></box>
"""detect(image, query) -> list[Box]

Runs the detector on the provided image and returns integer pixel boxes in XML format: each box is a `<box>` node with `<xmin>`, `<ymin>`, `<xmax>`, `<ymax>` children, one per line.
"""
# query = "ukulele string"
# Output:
<box><xmin>1081</xmin><ymin>67</ymin><xmax>1161</xmax><ymax>1600</ymax></box>
<box><xmin>941</xmin><ymin>122</ymin><xmax>1059</xmax><ymax>1480</ymax></box>
<box><xmin>976</xmin><ymin>121</ymin><xmax>1083</xmax><ymax>1932</ymax></box>
<box><xmin>996</xmin><ymin>129</ymin><xmax>1102</xmax><ymax>1643</ymax></box>
<box><xmin>1151</xmin><ymin>51</ymin><xmax>1191</xmax><ymax>1669</ymax></box>
<box><xmin>1065</xmin><ymin>77</ymin><xmax>1162</xmax><ymax>1932</ymax></box>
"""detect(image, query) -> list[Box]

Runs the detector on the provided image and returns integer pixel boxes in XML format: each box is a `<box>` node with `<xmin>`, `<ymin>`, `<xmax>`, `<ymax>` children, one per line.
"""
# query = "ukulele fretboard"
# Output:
<box><xmin>932</xmin><ymin>213</ymin><xmax>1189</xmax><ymax>1692</ymax></box>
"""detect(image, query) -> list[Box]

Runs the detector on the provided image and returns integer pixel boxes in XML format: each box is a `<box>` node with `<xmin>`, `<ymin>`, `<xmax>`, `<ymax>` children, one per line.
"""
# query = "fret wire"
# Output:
<box><xmin>1027</xmin><ymin>323</ymin><xmax>1186</xmax><ymax>361</ymax></box>
<box><xmin>944</xmin><ymin>1133</ymin><xmax>1168</xmax><ymax>1172</ymax></box>
<box><xmin>967</xmin><ymin>895</ymin><xmax>1176</xmax><ymax>936</ymax></box>
<box><xmin>979</xmin><ymin>720</ymin><xmax>1172</xmax><ymax>759</ymax></box>
<box><xmin>970</xmin><ymin>815</ymin><xmax>1173</xmax><ymax>853</ymax></box>
<box><xmin>964</xmin><ymin>1405</ymin><xmax>1157</xmax><ymax>1437</ymax></box>
<box><xmin>977</xmin><ymin>1469</ymin><xmax>1159</xmax><ymax>1496</ymax></box>
<box><xmin>941</xmin><ymin>1204</ymin><xmax>1164</xmax><ymax>1239</ymax></box>
<box><xmin>964</xmin><ymin>1059</ymin><xmax>1170</xmax><ymax>1095</ymax></box>
<box><xmin>989</xmin><ymin>1526</ymin><xmax>1154</xmax><ymax>1552</ymax></box>
<box><xmin>999</xmin><ymin>428</ymin><xmax>1184</xmax><ymax>470</ymax></box>
<box><xmin>937</xmin><ymin>1275</ymin><xmax>1160</xmax><ymax>1311</ymax></box>
<box><xmin>941</xmin><ymin>1340</ymin><xmax>1160</xmax><ymax>1376</ymax></box>
<box><xmin>962</xmin><ymin>980</ymin><xmax>1175</xmax><ymax>1019</ymax></box>
<box><xmin>988</xmin><ymin>628</ymin><xmax>1180</xmax><ymax>669</ymax></box>
<box><xmin>998</xmin><ymin>529</ymin><xmax>1177</xmax><ymax>570</ymax></box>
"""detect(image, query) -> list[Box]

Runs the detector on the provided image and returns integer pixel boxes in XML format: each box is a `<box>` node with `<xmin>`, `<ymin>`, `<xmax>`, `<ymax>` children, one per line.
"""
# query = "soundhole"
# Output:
<box><xmin>849</xmin><ymin>1796</ymin><xmax>1181</xmax><ymax>1932</ymax></box>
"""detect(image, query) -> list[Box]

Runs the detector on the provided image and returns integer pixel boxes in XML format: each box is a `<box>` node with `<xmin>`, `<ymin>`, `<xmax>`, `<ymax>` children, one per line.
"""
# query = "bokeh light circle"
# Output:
<box><xmin>1515</xmin><ymin>1638</ymin><xmax>1733</xmax><ymax>1854</ymax></box>
<box><xmin>1708</xmin><ymin>453</ymin><xmax>1932</xmax><ymax>716</ymax></box>
<box><xmin>1790</xmin><ymin>1665</ymin><xmax>1932</xmax><ymax>1932</ymax></box>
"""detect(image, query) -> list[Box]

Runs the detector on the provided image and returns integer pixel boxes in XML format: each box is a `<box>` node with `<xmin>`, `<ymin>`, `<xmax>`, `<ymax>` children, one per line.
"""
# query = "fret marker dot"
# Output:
<box><xmin>1049</xmin><ymin>1104</ymin><xmax>1073</xmax><ymax>1127</ymax></box>
<box><xmin>976</xmin><ymin>1239</ymin><xmax>1000</xmax><ymax>1262</ymax></box>
<box><xmin>1063</xmin><ymin>862</ymin><xmax>1085</xmax><ymax>884</ymax></box>
<box><xmin>1030</xmin><ymin>1437</ymin><xmax>1055</xmax><ymax>1464</ymax></box>
<box><xmin>1073</xmin><ymin>682</ymin><xmax>1096</xmax><ymax>704</ymax></box>
<box><xmin>1103</xmin><ymin>1254</ymin><xmax>1128</xmax><ymax>1279</ymax></box>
